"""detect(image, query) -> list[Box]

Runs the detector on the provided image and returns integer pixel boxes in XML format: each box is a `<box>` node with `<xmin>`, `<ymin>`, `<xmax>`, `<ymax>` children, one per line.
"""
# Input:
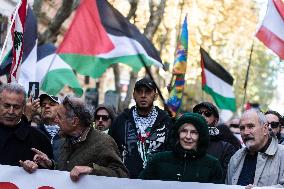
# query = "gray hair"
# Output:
<box><xmin>243</xmin><ymin>109</ymin><xmax>267</xmax><ymax>126</ymax></box>
<box><xmin>0</xmin><ymin>83</ymin><xmax>26</xmax><ymax>104</ymax></box>
<box><xmin>63</xmin><ymin>96</ymin><xmax>94</xmax><ymax>127</ymax></box>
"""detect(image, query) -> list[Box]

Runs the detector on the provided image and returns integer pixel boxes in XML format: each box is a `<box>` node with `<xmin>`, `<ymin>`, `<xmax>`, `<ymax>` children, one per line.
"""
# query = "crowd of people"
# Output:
<box><xmin>1</xmin><ymin>77</ymin><xmax>284</xmax><ymax>188</ymax></box>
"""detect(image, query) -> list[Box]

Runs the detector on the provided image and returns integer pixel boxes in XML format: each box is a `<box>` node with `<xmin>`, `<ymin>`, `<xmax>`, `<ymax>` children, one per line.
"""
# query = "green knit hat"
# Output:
<box><xmin>174</xmin><ymin>112</ymin><xmax>209</xmax><ymax>152</ymax></box>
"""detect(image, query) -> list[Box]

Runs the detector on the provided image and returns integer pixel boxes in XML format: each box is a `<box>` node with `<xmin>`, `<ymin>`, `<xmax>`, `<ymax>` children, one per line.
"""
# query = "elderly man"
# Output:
<box><xmin>226</xmin><ymin>109</ymin><xmax>284</xmax><ymax>187</ymax></box>
<box><xmin>109</xmin><ymin>77</ymin><xmax>173</xmax><ymax>178</ymax></box>
<box><xmin>94</xmin><ymin>104</ymin><xmax>116</xmax><ymax>132</ymax></box>
<box><xmin>21</xmin><ymin>96</ymin><xmax>128</xmax><ymax>181</ymax></box>
<box><xmin>0</xmin><ymin>83</ymin><xmax>53</xmax><ymax>166</ymax></box>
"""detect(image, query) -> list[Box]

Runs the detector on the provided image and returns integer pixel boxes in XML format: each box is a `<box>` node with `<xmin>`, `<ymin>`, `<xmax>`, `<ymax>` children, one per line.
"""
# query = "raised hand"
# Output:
<box><xmin>32</xmin><ymin>148</ymin><xmax>53</xmax><ymax>168</ymax></box>
<box><xmin>24</xmin><ymin>96</ymin><xmax>40</xmax><ymax>122</ymax></box>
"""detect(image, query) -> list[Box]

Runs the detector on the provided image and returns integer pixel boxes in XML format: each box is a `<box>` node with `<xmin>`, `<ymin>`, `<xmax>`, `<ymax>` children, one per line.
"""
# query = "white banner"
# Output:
<box><xmin>0</xmin><ymin>165</ymin><xmax>274</xmax><ymax>189</ymax></box>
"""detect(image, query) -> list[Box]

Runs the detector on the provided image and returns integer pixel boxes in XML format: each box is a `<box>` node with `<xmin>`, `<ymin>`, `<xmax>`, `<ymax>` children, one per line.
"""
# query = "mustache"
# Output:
<box><xmin>243</xmin><ymin>137</ymin><xmax>254</xmax><ymax>142</ymax></box>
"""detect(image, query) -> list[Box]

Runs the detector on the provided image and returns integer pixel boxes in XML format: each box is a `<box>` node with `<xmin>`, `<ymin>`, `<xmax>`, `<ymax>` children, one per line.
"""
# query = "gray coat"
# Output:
<box><xmin>226</xmin><ymin>136</ymin><xmax>284</xmax><ymax>187</ymax></box>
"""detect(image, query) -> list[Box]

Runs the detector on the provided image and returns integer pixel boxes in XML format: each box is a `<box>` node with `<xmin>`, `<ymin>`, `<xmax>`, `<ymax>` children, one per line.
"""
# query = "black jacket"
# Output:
<box><xmin>0</xmin><ymin>116</ymin><xmax>53</xmax><ymax>166</ymax></box>
<box><xmin>109</xmin><ymin>106</ymin><xmax>173</xmax><ymax>178</ymax></box>
<box><xmin>207</xmin><ymin>134</ymin><xmax>237</xmax><ymax>182</ymax></box>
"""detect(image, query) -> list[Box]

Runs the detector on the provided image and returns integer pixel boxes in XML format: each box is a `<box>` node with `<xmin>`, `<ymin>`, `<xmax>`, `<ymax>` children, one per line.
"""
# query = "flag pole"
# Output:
<box><xmin>242</xmin><ymin>41</ymin><xmax>254</xmax><ymax>111</ymax></box>
<box><xmin>0</xmin><ymin>1</ymin><xmax>22</xmax><ymax>64</ymax></box>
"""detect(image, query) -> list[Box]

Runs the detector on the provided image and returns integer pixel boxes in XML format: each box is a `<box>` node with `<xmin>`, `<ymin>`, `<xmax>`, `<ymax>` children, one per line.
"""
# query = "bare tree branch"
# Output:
<box><xmin>38</xmin><ymin>0</ymin><xmax>75</xmax><ymax>44</ymax></box>
<box><xmin>127</xmin><ymin>0</ymin><xmax>138</xmax><ymax>20</ymax></box>
<box><xmin>143</xmin><ymin>0</ymin><xmax>166</xmax><ymax>40</ymax></box>
<box><xmin>120</xmin><ymin>0</ymin><xmax>166</xmax><ymax>110</ymax></box>
<box><xmin>33</xmin><ymin>0</ymin><xmax>44</xmax><ymax>19</ymax></box>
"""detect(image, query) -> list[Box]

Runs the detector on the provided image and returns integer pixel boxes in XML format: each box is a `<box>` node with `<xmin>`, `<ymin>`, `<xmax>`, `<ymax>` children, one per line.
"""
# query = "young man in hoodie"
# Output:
<box><xmin>193</xmin><ymin>102</ymin><xmax>237</xmax><ymax>182</ymax></box>
<box><xmin>109</xmin><ymin>77</ymin><xmax>173</xmax><ymax>178</ymax></box>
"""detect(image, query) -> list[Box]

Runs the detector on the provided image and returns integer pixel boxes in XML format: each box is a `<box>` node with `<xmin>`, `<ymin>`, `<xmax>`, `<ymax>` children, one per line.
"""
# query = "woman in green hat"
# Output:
<box><xmin>139</xmin><ymin>112</ymin><xmax>223</xmax><ymax>183</ymax></box>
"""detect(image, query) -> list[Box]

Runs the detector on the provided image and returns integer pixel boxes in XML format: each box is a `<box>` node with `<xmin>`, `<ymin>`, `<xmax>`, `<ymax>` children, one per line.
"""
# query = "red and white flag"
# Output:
<box><xmin>8</xmin><ymin>0</ymin><xmax>28</xmax><ymax>82</ymax></box>
<box><xmin>256</xmin><ymin>0</ymin><xmax>284</xmax><ymax>59</ymax></box>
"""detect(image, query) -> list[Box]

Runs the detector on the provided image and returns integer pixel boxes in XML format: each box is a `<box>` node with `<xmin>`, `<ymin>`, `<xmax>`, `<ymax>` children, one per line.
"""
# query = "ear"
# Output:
<box><xmin>72</xmin><ymin>117</ymin><xmax>80</xmax><ymax>127</ymax></box>
<box><xmin>263</xmin><ymin>122</ymin><xmax>269</xmax><ymax>135</ymax></box>
<box><xmin>154</xmin><ymin>92</ymin><xmax>158</xmax><ymax>101</ymax></box>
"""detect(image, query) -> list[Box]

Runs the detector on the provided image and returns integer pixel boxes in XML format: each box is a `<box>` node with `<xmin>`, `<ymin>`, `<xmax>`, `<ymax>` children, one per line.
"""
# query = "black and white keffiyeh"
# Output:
<box><xmin>133</xmin><ymin>106</ymin><xmax>158</xmax><ymax>167</ymax></box>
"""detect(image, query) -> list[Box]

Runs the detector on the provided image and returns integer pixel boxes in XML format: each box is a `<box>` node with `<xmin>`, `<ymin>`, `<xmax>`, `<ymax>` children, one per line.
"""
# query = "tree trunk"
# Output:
<box><xmin>120</xmin><ymin>0</ymin><xmax>166</xmax><ymax>110</ymax></box>
<box><xmin>38</xmin><ymin>0</ymin><xmax>75</xmax><ymax>44</ymax></box>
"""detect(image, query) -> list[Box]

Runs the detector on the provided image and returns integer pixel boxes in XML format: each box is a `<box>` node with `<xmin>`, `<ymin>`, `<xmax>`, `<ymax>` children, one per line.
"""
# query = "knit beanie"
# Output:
<box><xmin>193</xmin><ymin>102</ymin><xmax>219</xmax><ymax>119</ymax></box>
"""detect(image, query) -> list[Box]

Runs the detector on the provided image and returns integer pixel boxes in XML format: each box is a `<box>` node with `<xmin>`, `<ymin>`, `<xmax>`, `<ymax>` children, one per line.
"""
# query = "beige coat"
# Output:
<box><xmin>226</xmin><ymin>137</ymin><xmax>284</xmax><ymax>187</ymax></box>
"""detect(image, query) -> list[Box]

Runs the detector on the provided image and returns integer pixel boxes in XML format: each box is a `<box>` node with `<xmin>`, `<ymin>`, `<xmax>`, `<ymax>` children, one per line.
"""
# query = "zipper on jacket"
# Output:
<box><xmin>182</xmin><ymin>153</ymin><xmax>188</xmax><ymax>181</ymax></box>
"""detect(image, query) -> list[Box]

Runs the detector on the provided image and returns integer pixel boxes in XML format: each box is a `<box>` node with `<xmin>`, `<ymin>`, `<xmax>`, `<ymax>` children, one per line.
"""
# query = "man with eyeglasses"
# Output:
<box><xmin>193</xmin><ymin>102</ymin><xmax>237</xmax><ymax>182</ymax></box>
<box><xmin>264</xmin><ymin>110</ymin><xmax>284</xmax><ymax>144</ymax></box>
<box><xmin>226</xmin><ymin>109</ymin><xmax>284</xmax><ymax>188</ymax></box>
<box><xmin>20</xmin><ymin>96</ymin><xmax>129</xmax><ymax>181</ymax></box>
<box><xmin>109</xmin><ymin>77</ymin><xmax>173</xmax><ymax>179</ymax></box>
<box><xmin>94</xmin><ymin>104</ymin><xmax>116</xmax><ymax>133</ymax></box>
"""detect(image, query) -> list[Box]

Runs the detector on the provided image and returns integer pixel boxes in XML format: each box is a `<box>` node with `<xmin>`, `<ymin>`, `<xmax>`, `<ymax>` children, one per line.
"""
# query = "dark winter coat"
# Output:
<box><xmin>139</xmin><ymin>112</ymin><xmax>223</xmax><ymax>183</ymax></box>
<box><xmin>207</xmin><ymin>134</ymin><xmax>237</xmax><ymax>181</ymax></box>
<box><xmin>138</xmin><ymin>150</ymin><xmax>223</xmax><ymax>183</ymax></box>
<box><xmin>108</xmin><ymin>106</ymin><xmax>173</xmax><ymax>178</ymax></box>
<box><xmin>0</xmin><ymin>116</ymin><xmax>53</xmax><ymax>166</ymax></box>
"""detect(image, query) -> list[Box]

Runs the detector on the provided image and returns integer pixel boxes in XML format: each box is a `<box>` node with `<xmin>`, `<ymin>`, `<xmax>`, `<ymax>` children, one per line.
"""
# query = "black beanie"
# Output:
<box><xmin>193</xmin><ymin>102</ymin><xmax>219</xmax><ymax>119</ymax></box>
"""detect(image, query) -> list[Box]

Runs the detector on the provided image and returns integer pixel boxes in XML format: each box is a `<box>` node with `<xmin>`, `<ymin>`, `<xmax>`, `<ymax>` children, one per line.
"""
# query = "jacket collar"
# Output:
<box><xmin>243</xmin><ymin>136</ymin><xmax>277</xmax><ymax>156</ymax></box>
<box><xmin>10</xmin><ymin>116</ymin><xmax>29</xmax><ymax>140</ymax></box>
<box><xmin>264</xmin><ymin>136</ymin><xmax>278</xmax><ymax>156</ymax></box>
<box><xmin>65</xmin><ymin>127</ymin><xmax>91</xmax><ymax>146</ymax></box>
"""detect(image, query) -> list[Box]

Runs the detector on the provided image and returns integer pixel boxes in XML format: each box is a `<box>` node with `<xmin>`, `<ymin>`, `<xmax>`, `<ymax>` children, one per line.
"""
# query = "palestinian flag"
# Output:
<box><xmin>200</xmin><ymin>48</ymin><xmax>236</xmax><ymax>111</ymax></box>
<box><xmin>57</xmin><ymin>0</ymin><xmax>164</xmax><ymax>78</ymax></box>
<box><xmin>0</xmin><ymin>7</ymin><xmax>83</xmax><ymax>96</ymax></box>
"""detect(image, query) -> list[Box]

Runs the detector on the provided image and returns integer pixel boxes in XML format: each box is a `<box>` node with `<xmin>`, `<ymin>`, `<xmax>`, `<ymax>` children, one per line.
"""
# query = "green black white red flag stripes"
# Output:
<box><xmin>57</xmin><ymin>0</ymin><xmax>164</xmax><ymax>78</ymax></box>
<box><xmin>200</xmin><ymin>48</ymin><xmax>236</xmax><ymax>111</ymax></box>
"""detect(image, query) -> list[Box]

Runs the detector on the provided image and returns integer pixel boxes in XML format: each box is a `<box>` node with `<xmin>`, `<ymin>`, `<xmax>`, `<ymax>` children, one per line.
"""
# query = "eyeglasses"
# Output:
<box><xmin>62</xmin><ymin>96</ymin><xmax>80</xmax><ymax>118</ymax></box>
<box><xmin>268</xmin><ymin>122</ymin><xmax>280</xmax><ymax>129</ymax></box>
<box><xmin>196</xmin><ymin>110</ymin><xmax>213</xmax><ymax>117</ymax></box>
<box><xmin>95</xmin><ymin>115</ymin><xmax>110</xmax><ymax>121</ymax></box>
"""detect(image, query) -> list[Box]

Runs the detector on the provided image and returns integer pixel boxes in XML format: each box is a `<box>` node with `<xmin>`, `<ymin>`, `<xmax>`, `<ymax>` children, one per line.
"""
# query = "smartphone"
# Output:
<box><xmin>28</xmin><ymin>82</ymin><xmax>39</xmax><ymax>100</ymax></box>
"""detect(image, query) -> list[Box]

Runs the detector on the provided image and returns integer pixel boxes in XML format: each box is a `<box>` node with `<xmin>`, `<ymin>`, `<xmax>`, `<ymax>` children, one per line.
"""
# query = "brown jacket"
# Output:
<box><xmin>56</xmin><ymin>127</ymin><xmax>129</xmax><ymax>177</ymax></box>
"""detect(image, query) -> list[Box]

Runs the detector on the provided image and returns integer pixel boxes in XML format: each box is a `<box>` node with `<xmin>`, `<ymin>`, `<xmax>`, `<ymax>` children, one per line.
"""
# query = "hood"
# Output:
<box><xmin>173</xmin><ymin>112</ymin><xmax>209</xmax><ymax>158</ymax></box>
